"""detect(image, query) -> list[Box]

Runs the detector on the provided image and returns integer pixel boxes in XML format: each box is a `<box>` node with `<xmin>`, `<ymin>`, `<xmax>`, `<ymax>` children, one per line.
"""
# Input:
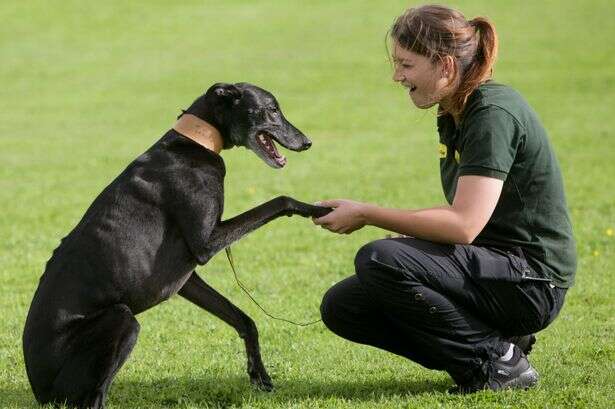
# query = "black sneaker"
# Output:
<box><xmin>448</xmin><ymin>346</ymin><xmax>539</xmax><ymax>394</ymax></box>
<box><xmin>505</xmin><ymin>334</ymin><xmax>536</xmax><ymax>355</ymax></box>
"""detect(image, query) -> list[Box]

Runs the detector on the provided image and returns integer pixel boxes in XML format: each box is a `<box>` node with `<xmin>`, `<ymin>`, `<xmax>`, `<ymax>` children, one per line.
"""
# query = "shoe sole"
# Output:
<box><xmin>501</xmin><ymin>366</ymin><xmax>539</xmax><ymax>390</ymax></box>
<box><xmin>448</xmin><ymin>366</ymin><xmax>539</xmax><ymax>394</ymax></box>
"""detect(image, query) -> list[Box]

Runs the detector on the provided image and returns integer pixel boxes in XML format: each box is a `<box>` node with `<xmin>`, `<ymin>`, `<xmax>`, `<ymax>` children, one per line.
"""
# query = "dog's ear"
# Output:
<box><xmin>211</xmin><ymin>83</ymin><xmax>242</xmax><ymax>105</ymax></box>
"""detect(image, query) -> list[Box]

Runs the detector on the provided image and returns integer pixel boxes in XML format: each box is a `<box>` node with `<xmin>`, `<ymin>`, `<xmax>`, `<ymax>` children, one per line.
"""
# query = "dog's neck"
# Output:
<box><xmin>173</xmin><ymin>114</ymin><xmax>224</xmax><ymax>154</ymax></box>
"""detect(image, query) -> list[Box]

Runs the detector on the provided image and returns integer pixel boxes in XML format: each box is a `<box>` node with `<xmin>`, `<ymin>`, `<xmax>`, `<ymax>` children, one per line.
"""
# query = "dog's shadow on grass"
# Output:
<box><xmin>0</xmin><ymin>386</ymin><xmax>36</xmax><ymax>408</ymax></box>
<box><xmin>1</xmin><ymin>374</ymin><xmax>450</xmax><ymax>408</ymax></box>
<box><xmin>107</xmin><ymin>373</ymin><xmax>450</xmax><ymax>407</ymax></box>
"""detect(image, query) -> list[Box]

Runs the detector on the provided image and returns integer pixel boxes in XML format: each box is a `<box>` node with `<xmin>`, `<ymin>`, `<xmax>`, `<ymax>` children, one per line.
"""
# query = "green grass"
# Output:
<box><xmin>1</xmin><ymin>0</ymin><xmax>614</xmax><ymax>408</ymax></box>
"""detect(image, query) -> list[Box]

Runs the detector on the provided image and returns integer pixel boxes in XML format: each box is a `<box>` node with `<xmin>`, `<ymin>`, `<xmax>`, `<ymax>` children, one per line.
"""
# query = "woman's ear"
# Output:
<box><xmin>441</xmin><ymin>55</ymin><xmax>456</xmax><ymax>83</ymax></box>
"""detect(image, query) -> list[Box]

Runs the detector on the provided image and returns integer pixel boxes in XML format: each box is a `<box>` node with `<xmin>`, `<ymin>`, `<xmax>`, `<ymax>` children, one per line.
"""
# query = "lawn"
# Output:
<box><xmin>1</xmin><ymin>0</ymin><xmax>614</xmax><ymax>408</ymax></box>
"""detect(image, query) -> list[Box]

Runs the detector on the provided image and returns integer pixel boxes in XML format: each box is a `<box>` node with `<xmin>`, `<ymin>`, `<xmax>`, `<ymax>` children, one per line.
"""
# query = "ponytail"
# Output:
<box><xmin>447</xmin><ymin>17</ymin><xmax>498</xmax><ymax>116</ymax></box>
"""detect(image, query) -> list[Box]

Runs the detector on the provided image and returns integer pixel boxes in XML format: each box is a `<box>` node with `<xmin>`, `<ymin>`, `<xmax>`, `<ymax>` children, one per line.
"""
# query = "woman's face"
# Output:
<box><xmin>391</xmin><ymin>42</ymin><xmax>451</xmax><ymax>109</ymax></box>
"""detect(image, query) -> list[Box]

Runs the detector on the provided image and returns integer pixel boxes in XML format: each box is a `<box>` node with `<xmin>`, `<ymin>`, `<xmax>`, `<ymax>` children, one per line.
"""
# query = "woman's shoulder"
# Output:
<box><xmin>470</xmin><ymin>81</ymin><xmax>525</xmax><ymax>107</ymax></box>
<box><xmin>464</xmin><ymin>81</ymin><xmax>537</xmax><ymax>128</ymax></box>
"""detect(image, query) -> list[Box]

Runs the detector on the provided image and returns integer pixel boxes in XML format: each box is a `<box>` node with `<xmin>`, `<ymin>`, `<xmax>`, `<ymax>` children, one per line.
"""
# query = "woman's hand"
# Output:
<box><xmin>312</xmin><ymin>199</ymin><xmax>371</xmax><ymax>234</ymax></box>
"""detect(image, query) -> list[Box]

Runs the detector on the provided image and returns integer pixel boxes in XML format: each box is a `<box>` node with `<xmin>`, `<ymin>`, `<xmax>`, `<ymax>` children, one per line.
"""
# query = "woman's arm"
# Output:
<box><xmin>313</xmin><ymin>175</ymin><xmax>503</xmax><ymax>244</ymax></box>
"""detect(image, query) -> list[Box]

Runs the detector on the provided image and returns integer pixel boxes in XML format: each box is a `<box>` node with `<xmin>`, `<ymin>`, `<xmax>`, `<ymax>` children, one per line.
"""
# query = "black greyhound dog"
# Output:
<box><xmin>23</xmin><ymin>82</ymin><xmax>332</xmax><ymax>409</ymax></box>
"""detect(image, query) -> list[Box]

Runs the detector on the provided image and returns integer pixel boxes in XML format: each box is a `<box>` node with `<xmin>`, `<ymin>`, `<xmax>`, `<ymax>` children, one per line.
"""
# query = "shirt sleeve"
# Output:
<box><xmin>458</xmin><ymin>105</ymin><xmax>523</xmax><ymax>181</ymax></box>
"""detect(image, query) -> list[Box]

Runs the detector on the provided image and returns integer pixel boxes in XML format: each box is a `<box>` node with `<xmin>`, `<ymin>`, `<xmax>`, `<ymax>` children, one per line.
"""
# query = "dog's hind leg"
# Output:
<box><xmin>179</xmin><ymin>272</ymin><xmax>273</xmax><ymax>391</ymax></box>
<box><xmin>49</xmin><ymin>304</ymin><xmax>140</xmax><ymax>409</ymax></box>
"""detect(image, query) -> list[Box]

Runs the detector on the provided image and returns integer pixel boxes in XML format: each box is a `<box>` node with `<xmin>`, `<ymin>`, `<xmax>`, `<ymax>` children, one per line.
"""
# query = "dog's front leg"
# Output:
<box><xmin>204</xmin><ymin>196</ymin><xmax>331</xmax><ymax>257</ymax></box>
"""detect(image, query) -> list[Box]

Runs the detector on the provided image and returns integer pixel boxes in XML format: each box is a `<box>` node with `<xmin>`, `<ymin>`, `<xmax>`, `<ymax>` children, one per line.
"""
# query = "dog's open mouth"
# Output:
<box><xmin>257</xmin><ymin>133</ymin><xmax>287</xmax><ymax>167</ymax></box>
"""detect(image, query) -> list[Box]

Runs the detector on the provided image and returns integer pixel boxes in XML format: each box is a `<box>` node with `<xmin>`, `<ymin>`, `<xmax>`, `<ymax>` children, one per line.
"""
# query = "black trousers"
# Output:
<box><xmin>320</xmin><ymin>238</ymin><xmax>567</xmax><ymax>383</ymax></box>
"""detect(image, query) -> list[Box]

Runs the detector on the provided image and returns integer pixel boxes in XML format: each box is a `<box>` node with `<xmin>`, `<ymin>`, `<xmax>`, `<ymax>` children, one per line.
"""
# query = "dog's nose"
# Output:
<box><xmin>302</xmin><ymin>140</ymin><xmax>312</xmax><ymax>150</ymax></box>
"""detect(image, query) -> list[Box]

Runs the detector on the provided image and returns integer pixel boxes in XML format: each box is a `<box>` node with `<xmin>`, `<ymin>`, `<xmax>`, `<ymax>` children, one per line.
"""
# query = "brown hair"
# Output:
<box><xmin>389</xmin><ymin>5</ymin><xmax>498</xmax><ymax>116</ymax></box>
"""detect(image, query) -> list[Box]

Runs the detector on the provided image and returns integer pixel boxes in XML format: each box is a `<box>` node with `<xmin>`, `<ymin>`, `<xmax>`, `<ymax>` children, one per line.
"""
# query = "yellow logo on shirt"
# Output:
<box><xmin>439</xmin><ymin>143</ymin><xmax>447</xmax><ymax>158</ymax></box>
<box><xmin>438</xmin><ymin>143</ymin><xmax>460</xmax><ymax>163</ymax></box>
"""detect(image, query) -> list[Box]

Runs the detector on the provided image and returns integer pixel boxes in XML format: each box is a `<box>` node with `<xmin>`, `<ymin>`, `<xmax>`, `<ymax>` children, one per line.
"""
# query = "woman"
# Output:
<box><xmin>313</xmin><ymin>5</ymin><xmax>576</xmax><ymax>393</ymax></box>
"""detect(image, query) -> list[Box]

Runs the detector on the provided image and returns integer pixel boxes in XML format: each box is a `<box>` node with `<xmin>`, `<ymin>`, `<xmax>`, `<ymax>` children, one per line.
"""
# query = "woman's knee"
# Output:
<box><xmin>354</xmin><ymin>239</ymin><xmax>412</xmax><ymax>284</ymax></box>
<box><xmin>320</xmin><ymin>276</ymin><xmax>368</xmax><ymax>334</ymax></box>
<box><xmin>319</xmin><ymin>286</ymin><xmax>337</xmax><ymax>330</ymax></box>
<box><xmin>355</xmin><ymin>239</ymin><xmax>395</xmax><ymax>273</ymax></box>
<box><xmin>320</xmin><ymin>280</ymin><xmax>349</xmax><ymax>330</ymax></box>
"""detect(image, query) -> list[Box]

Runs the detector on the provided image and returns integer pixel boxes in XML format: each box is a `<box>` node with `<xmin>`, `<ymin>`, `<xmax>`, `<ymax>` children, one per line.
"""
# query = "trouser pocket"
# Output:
<box><xmin>472</xmin><ymin>246</ymin><xmax>552</xmax><ymax>284</ymax></box>
<box><xmin>471</xmin><ymin>246</ymin><xmax>524</xmax><ymax>282</ymax></box>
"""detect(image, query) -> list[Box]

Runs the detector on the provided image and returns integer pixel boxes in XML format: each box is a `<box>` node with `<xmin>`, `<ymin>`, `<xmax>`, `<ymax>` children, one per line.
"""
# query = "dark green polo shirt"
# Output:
<box><xmin>438</xmin><ymin>81</ymin><xmax>577</xmax><ymax>287</ymax></box>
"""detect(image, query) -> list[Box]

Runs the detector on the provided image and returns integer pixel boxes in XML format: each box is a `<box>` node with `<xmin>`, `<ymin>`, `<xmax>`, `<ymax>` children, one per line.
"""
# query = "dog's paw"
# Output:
<box><xmin>250</xmin><ymin>371</ymin><xmax>274</xmax><ymax>392</ymax></box>
<box><xmin>296</xmin><ymin>203</ymin><xmax>333</xmax><ymax>218</ymax></box>
<box><xmin>308</xmin><ymin>205</ymin><xmax>333</xmax><ymax>218</ymax></box>
<box><xmin>278</xmin><ymin>196</ymin><xmax>333</xmax><ymax>218</ymax></box>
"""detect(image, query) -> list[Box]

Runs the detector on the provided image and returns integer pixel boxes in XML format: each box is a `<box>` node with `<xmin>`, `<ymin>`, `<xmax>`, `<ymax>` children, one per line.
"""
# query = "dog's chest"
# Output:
<box><xmin>135</xmin><ymin>269</ymin><xmax>195</xmax><ymax>313</ymax></box>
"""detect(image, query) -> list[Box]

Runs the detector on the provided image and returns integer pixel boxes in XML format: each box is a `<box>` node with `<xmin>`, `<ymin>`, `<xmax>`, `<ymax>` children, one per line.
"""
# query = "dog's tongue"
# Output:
<box><xmin>272</xmin><ymin>145</ymin><xmax>286</xmax><ymax>167</ymax></box>
<box><xmin>275</xmin><ymin>155</ymin><xmax>287</xmax><ymax>167</ymax></box>
<box><xmin>258</xmin><ymin>133</ymin><xmax>287</xmax><ymax>167</ymax></box>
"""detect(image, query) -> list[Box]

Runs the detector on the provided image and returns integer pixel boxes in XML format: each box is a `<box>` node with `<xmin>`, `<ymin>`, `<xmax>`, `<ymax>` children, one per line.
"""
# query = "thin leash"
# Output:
<box><xmin>224</xmin><ymin>246</ymin><xmax>322</xmax><ymax>327</ymax></box>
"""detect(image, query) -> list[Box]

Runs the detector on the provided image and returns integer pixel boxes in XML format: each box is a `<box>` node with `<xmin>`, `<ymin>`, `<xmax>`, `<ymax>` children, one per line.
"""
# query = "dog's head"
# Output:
<box><xmin>184</xmin><ymin>82</ymin><xmax>311</xmax><ymax>168</ymax></box>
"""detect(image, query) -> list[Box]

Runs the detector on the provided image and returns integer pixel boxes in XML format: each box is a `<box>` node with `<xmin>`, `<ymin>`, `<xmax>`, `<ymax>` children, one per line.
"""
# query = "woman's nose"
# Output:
<box><xmin>392</xmin><ymin>68</ymin><xmax>404</xmax><ymax>82</ymax></box>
